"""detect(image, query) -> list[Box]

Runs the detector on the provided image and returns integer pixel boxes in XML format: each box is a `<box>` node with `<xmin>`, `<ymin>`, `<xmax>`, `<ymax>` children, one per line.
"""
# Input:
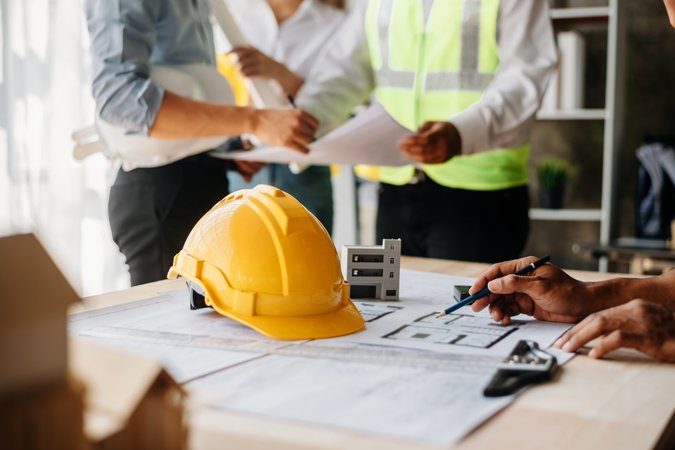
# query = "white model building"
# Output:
<box><xmin>341</xmin><ymin>239</ymin><xmax>401</xmax><ymax>300</ymax></box>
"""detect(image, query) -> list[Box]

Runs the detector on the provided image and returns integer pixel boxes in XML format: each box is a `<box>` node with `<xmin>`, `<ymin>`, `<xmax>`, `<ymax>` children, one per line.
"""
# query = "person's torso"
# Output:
<box><xmin>151</xmin><ymin>0</ymin><xmax>216</xmax><ymax>66</ymax></box>
<box><xmin>359</xmin><ymin>0</ymin><xmax>529</xmax><ymax>191</ymax></box>
<box><xmin>366</xmin><ymin>0</ymin><xmax>500</xmax><ymax>130</ymax></box>
<box><xmin>226</xmin><ymin>0</ymin><xmax>345</xmax><ymax>78</ymax></box>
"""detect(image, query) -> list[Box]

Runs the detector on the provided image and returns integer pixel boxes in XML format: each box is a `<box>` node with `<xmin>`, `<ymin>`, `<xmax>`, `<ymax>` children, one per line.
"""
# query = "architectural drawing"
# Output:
<box><xmin>354</xmin><ymin>302</ymin><xmax>403</xmax><ymax>322</ymax></box>
<box><xmin>383</xmin><ymin>313</ymin><xmax>521</xmax><ymax>348</ymax></box>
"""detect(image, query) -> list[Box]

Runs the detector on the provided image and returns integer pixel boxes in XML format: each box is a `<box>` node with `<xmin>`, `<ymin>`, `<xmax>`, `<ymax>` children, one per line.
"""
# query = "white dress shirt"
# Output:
<box><xmin>225</xmin><ymin>0</ymin><xmax>346</xmax><ymax>82</ymax></box>
<box><xmin>298</xmin><ymin>0</ymin><xmax>558</xmax><ymax>155</ymax></box>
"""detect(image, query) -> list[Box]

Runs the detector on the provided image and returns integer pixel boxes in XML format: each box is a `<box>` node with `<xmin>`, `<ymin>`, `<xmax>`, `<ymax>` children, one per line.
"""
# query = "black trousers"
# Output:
<box><xmin>376</xmin><ymin>178</ymin><xmax>530</xmax><ymax>263</ymax></box>
<box><xmin>109</xmin><ymin>154</ymin><xmax>230</xmax><ymax>286</ymax></box>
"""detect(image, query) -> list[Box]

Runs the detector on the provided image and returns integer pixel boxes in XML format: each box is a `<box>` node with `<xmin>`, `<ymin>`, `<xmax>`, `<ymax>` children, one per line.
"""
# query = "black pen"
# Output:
<box><xmin>436</xmin><ymin>256</ymin><xmax>551</xmax><ymax>318</ymax></box>
<box><xmin>287</xmin><ymin>94</ymin><xmax>297</xmax><ymax>108</ymax></box>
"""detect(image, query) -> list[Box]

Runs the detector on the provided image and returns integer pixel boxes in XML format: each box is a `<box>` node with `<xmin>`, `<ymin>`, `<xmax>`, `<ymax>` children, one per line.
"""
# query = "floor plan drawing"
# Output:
<box><xmin>354</xmin><ymin>302</ymin><xmax>403</xmax><ymax>322</ymax></box>
<box><xmin>383</xmin><ymin>313</ymin><xmax>521</xmax><ymax>348</ymax></box>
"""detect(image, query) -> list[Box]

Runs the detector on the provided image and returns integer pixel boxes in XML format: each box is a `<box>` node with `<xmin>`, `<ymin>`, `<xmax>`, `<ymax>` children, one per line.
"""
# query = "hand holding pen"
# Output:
<box><xmin>466</xmin><ymin>256</ymin><xmax>592</xmax><ymax>325</ymax></box>
<box><xmin>437</xmin><ymin>256</ymin><xmax>551</xmax><ymax>318</ymax></box>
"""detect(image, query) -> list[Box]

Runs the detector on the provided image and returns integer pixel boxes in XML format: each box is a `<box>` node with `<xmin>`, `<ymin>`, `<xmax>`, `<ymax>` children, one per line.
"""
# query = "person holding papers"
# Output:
<box><xmin>469</xmin><ymin>256</ymin><xmax>675</xmax><ymax>362</ymax></box>
<box><xmin>85</xmin><ymin>0</ymin><xmax>318</xmax><ymax>285</ymax></box>
<box><xmin>299</xmin><ymin>0</ymin><xmax>557</xmax><ymax>262</ymax></box>
<box><xmin>225</xmin><ymin>0</ymin><xmax>347</xmax><ymax>233</ymax></box>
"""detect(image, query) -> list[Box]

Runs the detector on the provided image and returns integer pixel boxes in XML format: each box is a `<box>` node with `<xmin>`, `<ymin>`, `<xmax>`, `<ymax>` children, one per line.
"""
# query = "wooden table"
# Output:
<box><xmin>76</xmin><ymin>257</ymin><xmax>675</xmax><ymax>450</ymax></box>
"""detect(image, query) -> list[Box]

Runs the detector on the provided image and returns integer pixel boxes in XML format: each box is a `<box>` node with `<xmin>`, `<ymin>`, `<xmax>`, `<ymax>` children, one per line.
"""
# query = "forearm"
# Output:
<box><xmin>150</xmin><ymin>91</ymin><xmax>255</xmax><ymax>139</ymax></box>
<box><xmin>276</xmin><ymin>67</ymin><xmax>304</xmax><ymax>98</ymax></box>
<box><xmin>585</xmin><ymin>270</ymin><xmax>675</xmax><ymax>313</ymax></box>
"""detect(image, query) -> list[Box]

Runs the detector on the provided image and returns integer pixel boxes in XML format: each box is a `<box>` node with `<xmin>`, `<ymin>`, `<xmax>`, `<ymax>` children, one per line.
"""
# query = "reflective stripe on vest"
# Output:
<box><xmin>358</xmin><ymin>0</ymin><xmax>529</xmax><ymax>191</ymax></box>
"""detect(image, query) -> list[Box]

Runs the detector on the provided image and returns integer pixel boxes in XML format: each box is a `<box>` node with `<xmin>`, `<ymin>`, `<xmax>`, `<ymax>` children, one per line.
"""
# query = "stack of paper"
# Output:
<box><xmin>213</xmin><ymin>102</ymin><xmax>414</xmax><ymax>166</ymax></box>
<box><xmin>69</xmin><ymin>269</ymin><xmax>573</xmax><ymax>446</ymax></box>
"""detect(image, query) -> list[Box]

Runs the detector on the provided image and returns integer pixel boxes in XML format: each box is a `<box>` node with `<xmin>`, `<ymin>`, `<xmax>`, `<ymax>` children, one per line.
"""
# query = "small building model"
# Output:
<box><xmin>341</xmin><ymin>239</ymin><xmax>401</xmax><ymax>300</ymax></box>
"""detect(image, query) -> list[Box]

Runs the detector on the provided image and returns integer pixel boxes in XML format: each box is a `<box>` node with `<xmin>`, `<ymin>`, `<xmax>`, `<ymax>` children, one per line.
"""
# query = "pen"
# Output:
<box><xmin>287</xmin><ymin>94</ymin><xmax>297</xmax><ymax>108</ymax></box>
<box><xmin>436</xmin><ymin>255</ymin><xmax>551</xmax><ymax>318</ymax></box>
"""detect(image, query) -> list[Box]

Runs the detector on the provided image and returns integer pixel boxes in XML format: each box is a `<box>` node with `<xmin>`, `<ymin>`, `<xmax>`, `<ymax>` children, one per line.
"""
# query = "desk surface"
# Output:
<box><xmin>77</xmin><ymin>257</ymin><xmax>675</xmax><ymax>450</ymax></box>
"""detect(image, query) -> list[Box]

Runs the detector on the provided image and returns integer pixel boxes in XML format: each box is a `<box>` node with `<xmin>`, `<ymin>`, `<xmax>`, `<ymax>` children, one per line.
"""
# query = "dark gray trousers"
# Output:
<box><xmin>109</xmin><ymin>154</ymin><xmax>230</xmax><ymax>286</ymax></box>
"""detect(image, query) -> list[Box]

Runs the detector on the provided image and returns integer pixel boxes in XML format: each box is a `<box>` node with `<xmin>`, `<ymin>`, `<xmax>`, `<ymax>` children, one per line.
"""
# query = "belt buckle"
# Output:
<box><xmin>409</xmin><ymin>168</ymin><xmax>426</xmax><ymax>185</ymax></box>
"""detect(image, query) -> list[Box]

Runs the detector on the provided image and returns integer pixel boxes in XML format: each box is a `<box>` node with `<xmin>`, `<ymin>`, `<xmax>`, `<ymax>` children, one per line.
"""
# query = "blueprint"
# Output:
<box><xmin>355</xmin><ymin>302</ymin><xmax>403</xmax><ymax>322</ymax></box>
<box><xmin>346</xmin><ymin>302</ymin><xmax>570</xmax><ymax>358</ymax></box>
<box><xmin>70</xmin><ymin>269</ymin><xmax>574</xmax><ymax>445</ymax></box>
<box><xmin>383</xmin><ymin>312</ymin><xmax>520</xmax><ymax>348</ymax></box>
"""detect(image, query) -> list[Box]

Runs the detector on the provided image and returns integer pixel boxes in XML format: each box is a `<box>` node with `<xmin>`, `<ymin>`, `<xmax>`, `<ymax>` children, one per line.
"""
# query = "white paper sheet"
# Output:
<box><xmin>345</xmin><ymin>269</ymin><xmax>572</xmax><ymax>357</ymax></box>
<box><xmin>214</xmin><ymin>102</ymin><xmax>415</xmax><ymax>166</ymax></box>
<box><xmin>187</xmin><ymin>354</ymin><xmax>513</xmax><ymax>445</ymax></box>
<box><xmin>396</xmin><ymin>269</ymin><xmax>477</xmax><ymax>305</ymax></box>
<box><xmin>347</xmin><ymin>301</ymin><xmax>572</xmax><ymax>358</ymax></box>
<box><xmin>69</xmin><ymin>291</ymin><xmax>269</xmax><ymax>382</ymax></box>
<box><xmin>75</xmin><ymin>335</ymin><xmax>264</xmax><ymax>383</ymax></box>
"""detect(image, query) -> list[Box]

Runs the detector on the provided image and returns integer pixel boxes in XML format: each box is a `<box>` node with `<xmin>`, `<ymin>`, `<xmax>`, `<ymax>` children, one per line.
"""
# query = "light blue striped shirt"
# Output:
<box><xmin>85</xmin><ymin>0</ymin><xmax>215</xmax><ymax>135</ymax></box>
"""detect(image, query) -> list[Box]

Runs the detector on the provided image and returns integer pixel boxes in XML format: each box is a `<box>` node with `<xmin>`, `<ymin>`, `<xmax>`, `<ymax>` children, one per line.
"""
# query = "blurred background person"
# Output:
<box><xmin>224</xmin><ymin>0</ymin><xmax>347</xmax><ymax>234</ymax></box>
<box><xmin>86</xmin><ymin>0</ymin><xmax>318</xmax><ymax>285</ymax></box>
<box><xmin>299</xmin><ymin>0</ymin><xmax>557</xmax><ymax>262</ymax></box>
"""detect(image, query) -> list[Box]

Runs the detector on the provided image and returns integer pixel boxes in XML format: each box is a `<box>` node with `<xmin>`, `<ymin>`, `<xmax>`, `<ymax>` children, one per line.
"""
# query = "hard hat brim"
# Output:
<box><xmin>221</xmin><ymin>300</ymin><xmax>366</xmax><ymax>341</ymax></box>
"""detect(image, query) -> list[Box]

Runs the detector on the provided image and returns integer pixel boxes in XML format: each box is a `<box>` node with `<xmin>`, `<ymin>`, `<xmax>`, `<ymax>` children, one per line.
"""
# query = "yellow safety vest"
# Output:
<box><xmin>357</xmin><ymin>0</ymin><xmax>529</xmax><ymax>190</ymax></box>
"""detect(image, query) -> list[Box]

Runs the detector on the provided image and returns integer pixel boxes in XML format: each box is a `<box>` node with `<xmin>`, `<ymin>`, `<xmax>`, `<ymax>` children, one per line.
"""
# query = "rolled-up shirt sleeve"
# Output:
<box><xmin>296</xmin><ymin>2</ymin><xmax>375</xmax><ymax>136</ymax></box>
<box><xmin>451</xmin><ymin>0</ymin><xmax>558</xmax><ymax>154</ymax></box>
<box><xmin>86</xmin><ymin>0</ymin><xmax>164</xmax><ymax>135</ymax></box>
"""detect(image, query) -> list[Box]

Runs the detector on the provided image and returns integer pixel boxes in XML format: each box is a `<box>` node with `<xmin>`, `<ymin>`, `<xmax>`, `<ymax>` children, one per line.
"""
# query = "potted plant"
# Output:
<box><xmin>537</xmin><ymin>158</ymin><xmax>574</xmax><ymax>209</ymax></box>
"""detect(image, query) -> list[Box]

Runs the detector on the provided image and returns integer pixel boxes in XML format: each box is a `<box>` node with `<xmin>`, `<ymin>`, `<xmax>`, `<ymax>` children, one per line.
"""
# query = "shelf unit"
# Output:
<box><xmin>529</xmin><ymin>208</ymin><xmax>602</xmax><ymax>222</ymax></box>
<box><xmin>549</xmin><ymin>6</ymin><xmax>610</xmax><ymax>21</ymax></box>
<box><xmin>535</xmin><ymin>108</ymin><xmax>606</xmax><ymax>121</ymax></box>
<box><xmin>532</xmin><ymin>1</ymin><xmax>626</xmax><ymax>271</ymax></box>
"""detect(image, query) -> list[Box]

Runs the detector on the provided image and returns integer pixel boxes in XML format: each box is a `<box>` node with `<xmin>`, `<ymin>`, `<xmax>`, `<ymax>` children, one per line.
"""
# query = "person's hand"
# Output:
<box><xmin>231</xmin><ymin>160</ymin><xmax>266</xmax><ymax>182</ymax></box>
<box><xmin>230</xmin><ymin>46</ymin><xmax>303</xmax><ymax>96</ymax></box>
<box><xmin>553</xmin><ymin>299</ymin><xmax>675</xmax><ymax>362</ymax></box>
<box><xmin>251</xmin><ymin>108</ymin><xmax>318</xmax><ymax>154</ymax></box>
<box><xmin>398</xmin><ymin>121</ymin><xmax>462</xmax><ymax>164</ymax></box>
<box><xmin>470</xmin><ymin>256</ymin><xmax>589</xmax><ymax>325</ymax></box>
<box><xmin>230</xmin><ymin>46</ymin><xmax>286</xmax><ymax>80</ymax></box>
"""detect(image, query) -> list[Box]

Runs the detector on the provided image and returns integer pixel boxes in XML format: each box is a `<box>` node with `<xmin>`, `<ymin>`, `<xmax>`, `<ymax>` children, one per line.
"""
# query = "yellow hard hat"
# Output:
<box><xmin>167</xmin><ymin>185</ymin><xmax>365</xmax><ymax>340</ymax></box>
